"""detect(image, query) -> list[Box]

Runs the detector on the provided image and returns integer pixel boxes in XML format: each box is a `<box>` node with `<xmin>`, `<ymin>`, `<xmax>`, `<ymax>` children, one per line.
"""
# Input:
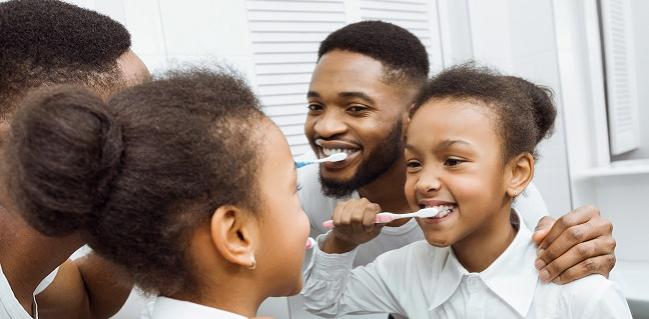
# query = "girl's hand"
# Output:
<box><xmin>322</xmin><ymin>198</ymin><xmax>384</xmax><ymax>254</ymax></box>
<box><xmin>532</xmin><ymin>205</ymin><xmax>616</xmax><ymax>284</ymax></box>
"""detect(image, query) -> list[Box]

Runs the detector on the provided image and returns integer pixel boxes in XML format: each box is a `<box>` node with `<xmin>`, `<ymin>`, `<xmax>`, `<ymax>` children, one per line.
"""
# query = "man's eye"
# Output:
<box><xmin>308</xmin><ymin>103</ymin><xmax>323</xmax><ymax>112</ymax></box>
<box><xmin>444</xmin><ymin>158</ymin><xmax>464</xmax><ymax>167</ymax></box>
<box><xmin>347</xmin><ymin>105</ymin><xmax>367</xmax><ymax>113</ymax></box>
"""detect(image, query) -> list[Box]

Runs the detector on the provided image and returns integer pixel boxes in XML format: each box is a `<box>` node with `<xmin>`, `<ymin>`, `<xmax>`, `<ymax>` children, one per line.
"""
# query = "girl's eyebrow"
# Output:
<box><xmin>405</xmin><ymin>139</ymin><xmax>472</xmax><ymax>152</ymax></box>
<box><xmin>436</xmin><ymin>139</ymin><xmax>472</xmax><ymax>150</ymax></box>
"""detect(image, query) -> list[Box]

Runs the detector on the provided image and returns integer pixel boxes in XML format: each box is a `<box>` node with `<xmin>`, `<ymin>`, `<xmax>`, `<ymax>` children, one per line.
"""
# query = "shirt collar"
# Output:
<box><xmin>429</xmin><ymin>210</ymin><xmax>539</xmax><ymax>317</ymax></box>
<box><xmin>151</xmin><ymin>296</ymin><xmax>248</xmax><ymax>319</ymax></box>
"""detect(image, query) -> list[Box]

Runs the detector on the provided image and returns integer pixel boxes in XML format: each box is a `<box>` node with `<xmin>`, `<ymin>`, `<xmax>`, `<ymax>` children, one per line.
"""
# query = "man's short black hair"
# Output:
<box><xmin>0</xmin><ymin>0</ymin><xmax>132</xmax><ymax>119</ymax></box>
<box><xmin>318</xmin><ymin>20</ymin><xmax>429</xmax><ymax>85</ymax></box>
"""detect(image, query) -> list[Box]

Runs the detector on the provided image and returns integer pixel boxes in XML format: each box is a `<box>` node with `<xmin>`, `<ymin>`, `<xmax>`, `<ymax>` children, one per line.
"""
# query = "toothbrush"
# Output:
<box><xmin>295</xmin><ymin>153</ymin><xmax>348</xmax><ymax>168</ymax></box>
<box><xmin>322</xmin><ymin>206</ymin><xmax>454</xmax><ymax>229</ymax></box>
<box><xmin>306</xmin><ymin>237</ymin><xmax>316</xmax><ymax>249</ymax></box>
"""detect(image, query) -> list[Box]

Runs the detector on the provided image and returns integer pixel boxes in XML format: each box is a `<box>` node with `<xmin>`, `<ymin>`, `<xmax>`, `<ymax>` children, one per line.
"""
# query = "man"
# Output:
<box><xmin>299</xmin><ymin>20</ymin><xmax>615</xmax><ymax>296</ymax></box>
<box><xmin>0</xmin><ymin>0</ymin><xmax>150</xmax><ymax>318</ymax></box>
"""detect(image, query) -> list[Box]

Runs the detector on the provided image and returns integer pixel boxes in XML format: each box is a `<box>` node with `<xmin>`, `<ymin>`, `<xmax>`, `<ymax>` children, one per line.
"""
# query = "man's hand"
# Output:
<box><xmin>532</xmin><ymin>205</ymin><xmax>616</xmax><ymax>284</ymax></box>
<box><xmin>323</xmin><ymin>198</ymin><xmax>383</xmax><ymax>254</ymax></box>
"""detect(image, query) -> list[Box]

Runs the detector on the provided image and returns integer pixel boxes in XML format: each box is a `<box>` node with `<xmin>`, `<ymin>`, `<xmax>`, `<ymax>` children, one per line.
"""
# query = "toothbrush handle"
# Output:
<box><xmin>295</xmin><ymin>161</ymin><xmax>313</xmax><ymax>169</ymax></box>
<box><xmin>322</xmin><ymin>213</ymin><xmax>397</xmax><ymax>229</ymax></box>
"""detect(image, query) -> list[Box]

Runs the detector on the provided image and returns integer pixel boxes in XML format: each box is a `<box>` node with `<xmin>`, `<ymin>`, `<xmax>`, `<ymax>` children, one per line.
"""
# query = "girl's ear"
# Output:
<box><xmin>505</xmin><ymin>153</ymin><xmax>535</xmax><ymax>198</ymax></box>
<box><xmin>209</xmin><ymin>205</ymin><xmax>258</xmax><ymax>270</ymax></box>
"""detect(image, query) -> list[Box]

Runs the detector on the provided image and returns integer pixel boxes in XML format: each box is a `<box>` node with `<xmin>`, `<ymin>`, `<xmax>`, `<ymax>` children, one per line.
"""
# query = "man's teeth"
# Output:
<box><xmin>322</xmin><ymin>148</ymin><xmax>355</xmax><ymax>156</ymax></box>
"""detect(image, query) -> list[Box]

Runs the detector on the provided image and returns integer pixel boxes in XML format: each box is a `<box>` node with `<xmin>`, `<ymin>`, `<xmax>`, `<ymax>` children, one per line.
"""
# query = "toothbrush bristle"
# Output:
<box><xmin>418</xmin><ymin>206</ymin><xmax>451</xmax><ymax>218</ymax></box>
<box><xmin>328</xmin><ymin>152</ymin><xmax>347</xmax><ymax>162</ymax></box>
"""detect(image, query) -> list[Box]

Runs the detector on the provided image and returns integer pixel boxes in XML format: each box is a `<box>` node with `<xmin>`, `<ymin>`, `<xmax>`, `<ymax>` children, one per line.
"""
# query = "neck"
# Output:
<box><xmin>452</xmin><ymin>203</ymin><xmax>517</xmax><ymax>273</ymax></box>
<box><xmin>358</xmin><ymin>156</ymin><xmax>412</xmax><ymax>226</ymax></box>
<box><xmin>0</xmin><ymin>212</ymin><xmax>83</xmax><ymax>314</ymax></box>
<box><xmin>172</xmin><ymin>273</ymin><xmax>263</xmax><ymax>318</ymax></box>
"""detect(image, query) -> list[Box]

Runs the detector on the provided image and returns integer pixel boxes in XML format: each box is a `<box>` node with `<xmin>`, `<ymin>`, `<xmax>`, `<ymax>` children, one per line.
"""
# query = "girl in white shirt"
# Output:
<box><xmin>302</xmin><ymin>64</ymin><xmax>632</xmax><ymax>318</ymax></box>
<box><xmin>2</xmin><ymin>69</ymin><xmax>310</xmax><ymax>319</ymax></box>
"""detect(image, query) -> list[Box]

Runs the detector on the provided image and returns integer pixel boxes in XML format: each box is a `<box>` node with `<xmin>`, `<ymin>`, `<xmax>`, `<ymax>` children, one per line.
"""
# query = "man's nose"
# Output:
<box><xmin>313</xmin><ymin>110</ymin><xmax>347</xmax><ymax>138</ymax></box>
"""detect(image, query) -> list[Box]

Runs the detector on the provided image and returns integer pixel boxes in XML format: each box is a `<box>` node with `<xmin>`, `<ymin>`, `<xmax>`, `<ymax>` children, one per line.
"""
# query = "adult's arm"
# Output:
<box><xmin>36</xmin><ymin>253</ymin><xmax>132</xmax><ymax>319</ymax></box>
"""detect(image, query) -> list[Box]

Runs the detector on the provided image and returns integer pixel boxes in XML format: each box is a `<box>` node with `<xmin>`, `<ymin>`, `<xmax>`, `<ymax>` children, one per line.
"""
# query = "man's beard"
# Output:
<box><xmin>319</xmin><ymin>120</ymin><xmax>403</xmax><ymax>198</ymax></box>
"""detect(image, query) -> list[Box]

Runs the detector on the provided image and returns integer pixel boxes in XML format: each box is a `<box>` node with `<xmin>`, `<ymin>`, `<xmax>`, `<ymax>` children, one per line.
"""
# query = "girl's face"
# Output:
<box><xmin>255</xmin><ymin>122</ymin><xmax>310</xmax><ymax>296</ymax></box>
<box><xmin>404</xmin><ymin>98</ymin><xmax>510</xmax><ymax>247</ymax></box>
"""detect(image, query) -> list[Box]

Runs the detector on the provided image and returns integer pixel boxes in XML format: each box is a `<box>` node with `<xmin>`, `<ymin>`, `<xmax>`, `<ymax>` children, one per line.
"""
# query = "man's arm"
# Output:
<box><xmin>532</xmin><ymin>205</ymin><xmax>616</xmax><ymax>284</ymax></box>
<box><xmin>36</xmin><ymin>253</ymin><xmax>132</xmax><ymax>319</ymax></box>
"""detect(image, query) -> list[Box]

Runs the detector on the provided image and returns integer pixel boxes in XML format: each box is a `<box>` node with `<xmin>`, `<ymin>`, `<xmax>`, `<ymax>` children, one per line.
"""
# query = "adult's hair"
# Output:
<box><xmin>318</xmin><ymin>20</ymin><xmax>429</xmax><ymax>86</ymax></box>
<box><xmin>0</xmin><ymin>0</ymin><xmax>131</xmax><ymax>120</ymax></box>
<box><xmin>4</xmin><ymin>68</ymin><xmax>266</xmax><ymax>295</ymax></box>
<box><xmin>410</xmin><ymin>63</ymin><xmax>556</xmax><ymax>161</ymax></box>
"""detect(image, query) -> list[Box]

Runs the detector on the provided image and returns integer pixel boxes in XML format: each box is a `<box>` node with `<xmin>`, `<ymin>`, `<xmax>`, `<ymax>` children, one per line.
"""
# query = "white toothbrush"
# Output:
<box><xmin>322</xmin><ymin>206</ymin><xmax>454</xmax><ymax>229</ymax></box>
<box><xmin>295</xmin><ymin>153</ymin><xmax>348</xmax><ymax>168</ymax></box>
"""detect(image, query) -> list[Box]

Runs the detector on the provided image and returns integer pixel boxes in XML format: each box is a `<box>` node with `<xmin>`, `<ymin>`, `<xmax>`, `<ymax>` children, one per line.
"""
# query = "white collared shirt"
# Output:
<box><xmin>297</xmin><ymin>163</ymin><xmax>549</xmax><ymax>267</ymax></box>
<box><xmin>0</xmin><ymin>264</ymin><xmax>37</xmax><ymax>319</ymax></box>
<box><xmin>302</xmin><ymin>211</ymin><xmax>632</xmax><ymax>318</ymax></box>
<box><xmin>148</xmin><ymin>297</ymin><xmax>247</xmax><ymax>319</ymax></box>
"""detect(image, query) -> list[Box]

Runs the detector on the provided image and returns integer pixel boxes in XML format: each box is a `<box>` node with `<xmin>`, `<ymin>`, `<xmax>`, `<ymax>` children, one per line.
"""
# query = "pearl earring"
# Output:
<box><xmin>248</xmin><ymin>254</ymin><xmax>256</xmax><ymax>270</ymax></box>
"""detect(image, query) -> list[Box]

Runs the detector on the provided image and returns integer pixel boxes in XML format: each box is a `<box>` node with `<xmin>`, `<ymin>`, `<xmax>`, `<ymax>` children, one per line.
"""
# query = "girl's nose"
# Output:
<box><xmin>415</xmin><ymin>173</ymin><xmax>441</xmax><ymax>195</ymax></box>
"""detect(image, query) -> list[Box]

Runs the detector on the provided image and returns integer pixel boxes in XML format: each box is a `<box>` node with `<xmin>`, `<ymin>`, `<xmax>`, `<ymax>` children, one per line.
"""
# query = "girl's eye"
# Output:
<box><xmin>296</xmin><ymin>183</ymin><xmax>303</xmax><ymax>193</ymax></box>
<box><xmin>406</xmin><ymin>160</ymin><xmax>422</xmax><ymax>171</ymax></box>
<box><xmin>444</xmin><ymin>158</ymin><xmax>465</xmax><ymax>167</ymax></box>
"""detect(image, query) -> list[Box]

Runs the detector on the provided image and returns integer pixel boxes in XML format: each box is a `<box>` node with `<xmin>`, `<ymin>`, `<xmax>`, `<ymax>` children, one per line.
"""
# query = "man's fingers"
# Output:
<box><xmin>537</xmin><ymin>218</ymin><xmax>604</xmax><ymax>264</ymax></box>
<box><xmin>537</xmin><ymin>237</ymin><xmax>615</xmax><ymax>282</ymax></box>
<box><xmin>538</xmin><ymin>205</ymin><xmax>600</xmax><ymax>250</ymax></box>
<box><xmin>550</xmin><ymin>254</ymin><xmax>616</xmax><ymax>284</ymax></box>
<box><xmin>532</xmin><ymin>216</ymin><xmax>554</xmax><ymax>245</ymax></box>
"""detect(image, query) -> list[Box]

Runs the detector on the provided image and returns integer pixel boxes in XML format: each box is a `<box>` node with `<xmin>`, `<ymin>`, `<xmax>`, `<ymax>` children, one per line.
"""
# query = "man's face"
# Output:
<box><xmin>305</xmin><ymin>50</ymin><xmax>411</xmax><ymax>197</ymax></box>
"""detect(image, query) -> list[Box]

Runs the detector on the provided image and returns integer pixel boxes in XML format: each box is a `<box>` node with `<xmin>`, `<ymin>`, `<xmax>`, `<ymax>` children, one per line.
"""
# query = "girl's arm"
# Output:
<box><xmin>302</xmin><ymin>234</ymin><xmax>406</xmax><ymax>318</ymax></box>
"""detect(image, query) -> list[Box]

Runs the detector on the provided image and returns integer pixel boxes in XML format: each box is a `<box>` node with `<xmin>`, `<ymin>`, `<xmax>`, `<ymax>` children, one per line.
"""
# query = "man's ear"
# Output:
<box><xmin>401</xmin><ymin>105</ymin><xmax>413</xmax><ymax>135</ymax></box>
<box><xmin>210</xmin><ymin>205</ymin><xmax>258</xmax><ymax>269</ymax></box>
<box><xmin>505</xmin><ymin>153</ymin><xmax>535</xmax><ymax>198</ymax></box>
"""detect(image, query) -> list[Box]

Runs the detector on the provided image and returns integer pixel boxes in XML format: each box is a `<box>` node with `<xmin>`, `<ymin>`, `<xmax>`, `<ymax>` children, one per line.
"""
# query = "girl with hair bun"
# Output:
<box><xmin>303</xmin><ymin>64</ymin><xmax>632</xmax><ymax>318</ymax></box>
<box><xmin>3</xmin><ymin>69</ymin><xmax>310</xmax><ymax>318</ymax></box>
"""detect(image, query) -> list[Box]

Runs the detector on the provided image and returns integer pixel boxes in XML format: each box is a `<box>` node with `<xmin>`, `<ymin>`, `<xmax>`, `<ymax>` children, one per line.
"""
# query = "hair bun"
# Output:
<box><xmin>527</xmin><ymin>83</ymin><xmax>556</xmax><ymax>144</ymax></box>
<box><xmin>5</xmin><ymin>86</ymin><xmax>123</xmax><ymax>236</ymax></box>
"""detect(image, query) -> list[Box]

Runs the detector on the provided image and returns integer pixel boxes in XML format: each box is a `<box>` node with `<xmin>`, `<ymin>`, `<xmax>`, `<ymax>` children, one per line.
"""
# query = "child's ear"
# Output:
<box><xmin>505</xmin><ymin>153</ymin><xmax>535</xmax><ymax>198</ymax></box>
<box><xmin>209</xmin><ymin>205</ymin><xmax>258</xmax><ymax>270</ymax></box>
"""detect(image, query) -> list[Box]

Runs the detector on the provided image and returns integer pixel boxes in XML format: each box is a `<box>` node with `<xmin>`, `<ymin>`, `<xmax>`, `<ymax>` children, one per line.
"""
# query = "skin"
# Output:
<box><xmin>308</xmin><ymin>49</ymin><xmax>616</xmax><ymax>282</ymax></box>
<box><xmin>0</xmin><ymin>49</ymin><xmax>150</xmax><ymax>318</ymax></box>
<box><xmin>404</xmin><ymin>99</ymin><xmax>533</xmax><ymax>272</ymax></box>
<box><xmin>176</xmin><ymin>120</ymin><xmax>309</xmax><ymax>318</ymax></box>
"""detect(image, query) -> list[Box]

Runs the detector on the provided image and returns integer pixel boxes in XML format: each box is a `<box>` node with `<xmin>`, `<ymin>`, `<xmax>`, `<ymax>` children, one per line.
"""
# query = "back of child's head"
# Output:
<box><xmin>410</xmin><ymin>63</ymin><xmax>557</xmax><ymax>161</ymax></box>
<box><xmin>0</xmin><ymin>0</ymin><xmax>132</xmax><ymax>120</ymax></box>
<box><xmin>3</xmin><ymin>68</ymin><xmax>265</xmax><ymax>295</ymax></box>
